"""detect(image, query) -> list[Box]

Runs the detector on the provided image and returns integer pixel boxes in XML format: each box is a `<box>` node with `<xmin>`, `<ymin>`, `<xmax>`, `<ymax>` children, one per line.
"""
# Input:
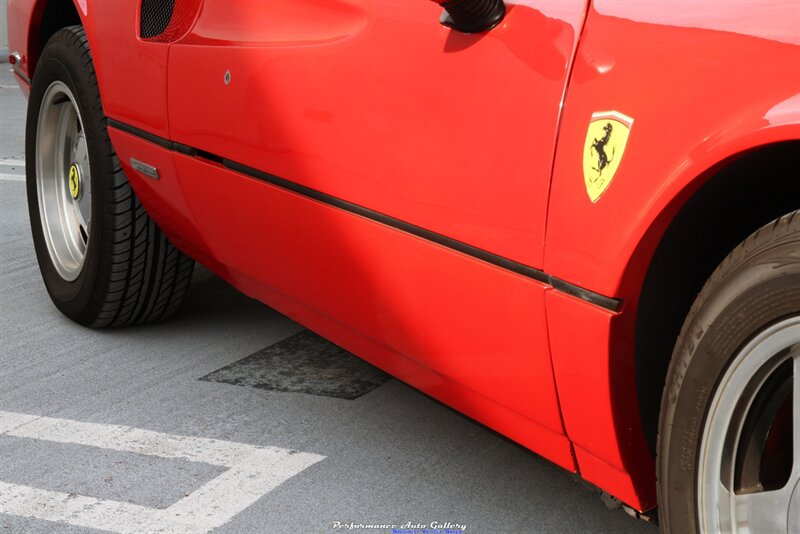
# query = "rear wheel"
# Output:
<box><xmin>26</xmin><ymin>26</ymin><xmax>194</xmax><ymax>327</ymax></box>
<box><xmin>658</xmin><ymin>210</ymin><xmax>800</xmax><ymax>533</ymax></box>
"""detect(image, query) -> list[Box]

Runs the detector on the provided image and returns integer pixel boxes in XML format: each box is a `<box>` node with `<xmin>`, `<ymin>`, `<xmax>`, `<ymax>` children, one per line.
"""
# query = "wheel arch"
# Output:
<box><xmin>23</xmin><ymin>0</ymin><xmax>83</xmax><ymax>77</ymax></box>
<box><xmin>628</xmin><ymin>137</ymin><xmax>800</xmax><ymax>457</ymax></box>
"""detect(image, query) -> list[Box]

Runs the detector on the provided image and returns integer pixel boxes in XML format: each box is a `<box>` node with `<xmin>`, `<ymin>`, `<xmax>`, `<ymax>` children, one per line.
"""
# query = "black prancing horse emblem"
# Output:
<box><xmin>590</xmin><ymin>122</ymin><xmax>615</xmax><ymax>177</ymax></box>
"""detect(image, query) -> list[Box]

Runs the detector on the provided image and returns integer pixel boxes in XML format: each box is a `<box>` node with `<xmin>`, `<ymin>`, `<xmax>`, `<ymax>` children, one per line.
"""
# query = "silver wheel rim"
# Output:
<box><xmin>698</xmin><ymin>316</ymin><xmax>800</xmax><ymax>533</ymax></box>
<box><xmin>36</xmin><ymin>81</ymin><xmax>92</xmax><ymax>281</ymax></box>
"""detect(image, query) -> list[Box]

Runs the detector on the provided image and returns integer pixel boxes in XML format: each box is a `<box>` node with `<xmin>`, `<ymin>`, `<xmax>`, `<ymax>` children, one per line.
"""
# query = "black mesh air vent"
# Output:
<box><xmin>140</xmin><ymin>0</ymin><xmax>176</xmax><ymax>39</ymax></box>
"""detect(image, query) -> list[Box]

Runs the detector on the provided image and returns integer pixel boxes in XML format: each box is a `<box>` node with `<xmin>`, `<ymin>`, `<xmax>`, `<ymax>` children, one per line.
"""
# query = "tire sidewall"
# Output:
<box><xmin>26</xmin><ymin>29</ymin><xmax>109</xmax><ymax>323</ymax></box>
<box><xmin>659</xmin><ymin>237</ymin><xmax>800</xmax><ymax>532</ymax></box>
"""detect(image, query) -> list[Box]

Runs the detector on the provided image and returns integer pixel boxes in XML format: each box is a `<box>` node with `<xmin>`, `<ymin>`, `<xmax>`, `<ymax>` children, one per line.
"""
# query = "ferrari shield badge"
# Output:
<box><xmin>583</xmin><ymin>111</ymin><xmax>633</xmax><ymax>203</ymax></box>
<box><xmin>68</xmin><ymin>163</ymin><xmax>81</xmax><ymax>200</ymax></box>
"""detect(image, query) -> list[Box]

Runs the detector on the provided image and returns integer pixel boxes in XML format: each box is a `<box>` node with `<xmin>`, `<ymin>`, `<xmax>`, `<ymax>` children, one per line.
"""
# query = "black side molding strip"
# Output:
<box><xmin>108</xmin><ymin>119</ymin><xmax>196</xmax><ymax>155</ymax></box>
<box><xmin>108</xmin><ymin>119</ymin><xmax>173</xmax><ymax>150</ymax></box>
<box><xmin>108</xmin><ymin>119</ymin><xmax>623</xmax><ymax>312</ymax></box>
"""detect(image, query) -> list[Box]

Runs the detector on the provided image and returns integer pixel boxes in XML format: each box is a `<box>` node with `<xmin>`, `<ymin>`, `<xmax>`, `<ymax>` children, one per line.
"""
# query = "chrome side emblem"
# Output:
<box><xmin>9</xmin><ymin>52</ymin><xmax>30</xmax><ymax>84</ymax></box>
<box><xmin>130</xmin><ymin>158</ymin><xmax>159</xmax><ymax>180</ymax></box>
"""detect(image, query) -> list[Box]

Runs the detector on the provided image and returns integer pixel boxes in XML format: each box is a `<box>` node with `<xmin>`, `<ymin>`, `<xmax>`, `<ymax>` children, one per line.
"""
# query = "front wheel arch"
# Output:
<box><xmin>633</xmin><ymin>141</ymin><xmax>800</xmax><ymax>458</ymax></box>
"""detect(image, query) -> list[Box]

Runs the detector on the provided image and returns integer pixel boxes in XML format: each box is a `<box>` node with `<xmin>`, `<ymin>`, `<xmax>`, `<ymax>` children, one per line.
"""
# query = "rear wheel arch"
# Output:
<box><xmin>25</xmin><ymin>0</ymin><xmax>82</xmax><ymax>77</ymax></box>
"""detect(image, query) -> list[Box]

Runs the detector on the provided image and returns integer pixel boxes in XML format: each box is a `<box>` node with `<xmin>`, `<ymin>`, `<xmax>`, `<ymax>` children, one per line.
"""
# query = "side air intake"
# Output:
<box><xmin>140</xmin><ymin>0</ymin><xmax>176</xmax><ymax>39</ymax></box>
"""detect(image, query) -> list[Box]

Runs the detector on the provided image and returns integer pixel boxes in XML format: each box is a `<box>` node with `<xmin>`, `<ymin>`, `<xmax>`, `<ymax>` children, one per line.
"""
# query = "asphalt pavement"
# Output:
<box><xmin>0</xmin><ymin>66</ymin><xmax>652</xmax><ymax>534</ymax></box>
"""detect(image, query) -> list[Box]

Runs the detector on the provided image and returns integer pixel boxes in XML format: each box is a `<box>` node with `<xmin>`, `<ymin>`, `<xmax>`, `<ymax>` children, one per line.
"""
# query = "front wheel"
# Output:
<box><xmin>26</xmin><ymin>26</ymin><xmax>194</xmax><ymax>327</ymax></box>
<box><xmin>658</xmin><ymin>210</ymin><xmax>800</xmax><ymax>533</ymax></box>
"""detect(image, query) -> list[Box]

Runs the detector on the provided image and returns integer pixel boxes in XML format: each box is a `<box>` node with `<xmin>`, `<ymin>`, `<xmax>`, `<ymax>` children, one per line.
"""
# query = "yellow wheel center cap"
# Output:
<box><xmin>68</xmin><ymin>163</ymin><xmax>81</xmax><ymax>200</ymax></box>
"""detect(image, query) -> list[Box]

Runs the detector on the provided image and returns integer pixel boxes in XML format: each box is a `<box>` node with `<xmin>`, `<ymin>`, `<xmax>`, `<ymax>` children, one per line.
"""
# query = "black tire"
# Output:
<box><xmin>657</xmin><ymin>210</ymin><xmax>800</xmax><ymax>532</ymax></box>
<box><xmin>26</xmin><ymin>26</ymin><xmax>194</xmax><ymax>327</ymax></box>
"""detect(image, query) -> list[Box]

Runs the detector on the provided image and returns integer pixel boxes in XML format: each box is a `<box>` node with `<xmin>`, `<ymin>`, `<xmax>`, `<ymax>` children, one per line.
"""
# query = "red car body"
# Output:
<box><xmin>8</xmin><ymin>0</ymin><xmax>799</xmax><ymax>512</ymax></box>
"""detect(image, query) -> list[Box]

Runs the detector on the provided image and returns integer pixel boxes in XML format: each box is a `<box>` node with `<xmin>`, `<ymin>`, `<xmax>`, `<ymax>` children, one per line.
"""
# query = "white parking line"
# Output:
<box><xmin>0</xmin><ymin>411</ymin><xmax>325</xmax><ymax>533</ymax></box>
<box><xmin>0</xmin><ymin>159</ymin><xmax>25</xmax><ymax>182</ymax></box>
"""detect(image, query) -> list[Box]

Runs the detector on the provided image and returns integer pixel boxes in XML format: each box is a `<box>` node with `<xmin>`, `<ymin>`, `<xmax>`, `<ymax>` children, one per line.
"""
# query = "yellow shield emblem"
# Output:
<box><xmin>68</xmin><ymin>163</ymin><xmax>81</xmax><ymax>200</ymax></box>
<box><xmin>582</xmin><ymin>111</ymin><xmax>633</xmax><ymax>203</ymax></box>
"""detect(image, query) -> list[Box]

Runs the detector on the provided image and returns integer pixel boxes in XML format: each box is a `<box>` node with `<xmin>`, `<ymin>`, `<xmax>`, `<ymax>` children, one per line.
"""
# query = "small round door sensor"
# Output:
<box><xmin>224</xmin><ymin>70</ymin><xmax>231</xmax><ymax>86</ymax></box>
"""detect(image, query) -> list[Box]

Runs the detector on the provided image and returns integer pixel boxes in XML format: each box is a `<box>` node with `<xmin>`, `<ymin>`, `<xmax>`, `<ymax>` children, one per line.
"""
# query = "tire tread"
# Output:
<box><xmin>656</xmin><ymin>209</ymin><xmax>800</xmax><ymax>532</ymax></box>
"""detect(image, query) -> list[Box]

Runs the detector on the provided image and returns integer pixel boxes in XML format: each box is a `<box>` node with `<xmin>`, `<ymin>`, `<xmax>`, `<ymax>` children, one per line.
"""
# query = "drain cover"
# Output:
<box><xmin>200</xmin><ymin>330</ymin><xmax>391</xmax><ymax>399</ymax></box>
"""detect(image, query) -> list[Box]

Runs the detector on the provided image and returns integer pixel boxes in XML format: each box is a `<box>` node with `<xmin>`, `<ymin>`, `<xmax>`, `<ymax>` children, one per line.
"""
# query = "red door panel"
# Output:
<box><xmin>157</xmin><ymin>0</ymin><xmax>588</xmax><ymax>462</ymax></box>
<box><xmin>167</xmin><ymin>154</ymin><xmax>572</xmax><ymax>468</ymax></box>
<box><xmin>168</xmin><ymin>0</ymin><xmax>588</xmax><ymax>267</ymax></box>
